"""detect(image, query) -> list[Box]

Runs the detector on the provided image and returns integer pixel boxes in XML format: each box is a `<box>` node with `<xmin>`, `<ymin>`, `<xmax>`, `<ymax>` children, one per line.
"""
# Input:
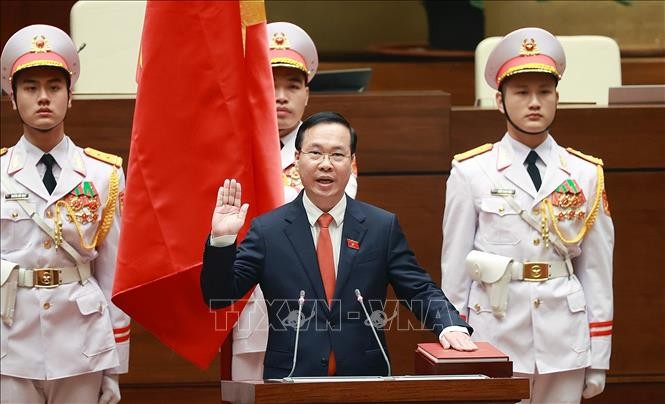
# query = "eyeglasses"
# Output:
<box><xmin>300</xmin><ymin>151</ymin><xmax>351</xmax><ymax>163</ymax></box>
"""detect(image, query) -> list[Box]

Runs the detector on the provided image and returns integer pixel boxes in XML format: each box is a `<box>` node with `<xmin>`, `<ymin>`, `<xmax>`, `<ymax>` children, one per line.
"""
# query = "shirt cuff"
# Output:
<box><xmin>210</xmin><ymin>234</ymin><xmax>237</xmax><ymax>247</ymax></box>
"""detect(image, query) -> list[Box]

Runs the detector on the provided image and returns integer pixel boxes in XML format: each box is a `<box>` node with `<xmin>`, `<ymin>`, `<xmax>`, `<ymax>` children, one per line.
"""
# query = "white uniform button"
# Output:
<box><xmin>43</xmin><ymin>239</ymin><xmax>52</xmax><ymax>249</ymax></box>
<box><xmin>45</xmin><ymin>209</ymin><xmax>54</xmax><ymax>219</ymax></box>
<box><xmin>533</xmin><ymin>238</ymin><xmax>541</xmax><ymax>246</ymax></box>
<box><xmin>43</xmin><ymin>302</ymin><xmax>51</xmax><ymax>310</ymax></box>
<box><xmin>11</xmin><ymin>211</ymin><xmax>18</xmax><ymax>218</ymax></box>
<box><xmin>474</xmin><ymin>303</ymin><xmax>481</xmax><ymax>313</ymax></box>
<box><xmin>533</xmin><ymin>298</ymin><xmax>542</xmax><ymax>308</ymax></box>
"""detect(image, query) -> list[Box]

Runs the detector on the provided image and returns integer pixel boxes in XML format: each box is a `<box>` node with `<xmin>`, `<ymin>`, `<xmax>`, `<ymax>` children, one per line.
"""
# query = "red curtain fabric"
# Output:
<box><xmin>113</xmin><ymin>0</ymin><xmax>282</xmax><ymax>369</ymax></box>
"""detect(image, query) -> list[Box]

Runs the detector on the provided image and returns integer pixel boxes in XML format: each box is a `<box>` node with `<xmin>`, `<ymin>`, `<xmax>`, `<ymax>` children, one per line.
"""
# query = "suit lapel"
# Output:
<box><xmin>283</xmin><ymin>195</ymin><xmax>327</xmax><ymax>306</ymax></box>
<box><xmin>333</xmin><ymin>197</ymin><xmax>367</xmax><ymax>305</ymax></box>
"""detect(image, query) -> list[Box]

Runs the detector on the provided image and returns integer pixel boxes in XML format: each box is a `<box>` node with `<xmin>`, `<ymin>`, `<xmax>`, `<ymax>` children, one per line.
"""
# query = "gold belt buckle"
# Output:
<box><xmin>523</xmin><ymin>262</ymin><xmax>549</xmax><ymax>282</ymax></box>
<box><xmin>33</xmin><ymin>268</ymin><xmax>61</xmax><ymax>288</ymax></box>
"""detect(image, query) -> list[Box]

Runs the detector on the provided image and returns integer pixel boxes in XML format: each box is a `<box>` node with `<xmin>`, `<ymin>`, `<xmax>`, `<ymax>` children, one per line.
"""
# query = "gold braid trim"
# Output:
<box><xmin>96</xmin><ymin>167</ymin><xmax>119</xmax><ymax>246</ymax></box>
<box><xmin>13</xmin><ymin>60</ymin><xmax>69</xmax><ymax>74</ymax></box>
<box><xmin>543</xmin><ymin>164</ymin><xmax>604</xmax><ymax>244</ymax></box>
<box><xmin>497</xmin><ymin>63</ymin><xmax>561</xmax><ymax>85</ymax></box>
<box><xmin>54</xmin><ymin>167</ymin><xmax>119</xmax><ymax>250</ymax></box>
<box><xmin>270</xmin><ymin>57</ymin><xmax>308</xmax><ymax>73</ymax></box>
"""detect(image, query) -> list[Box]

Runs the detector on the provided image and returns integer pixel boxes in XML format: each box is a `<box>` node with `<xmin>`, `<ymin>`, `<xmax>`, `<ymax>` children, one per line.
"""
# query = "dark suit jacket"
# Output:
<box><xmin>201</xmin><ymin>193</ymin><xmax>471</xmax><ymax>378</ymax></box>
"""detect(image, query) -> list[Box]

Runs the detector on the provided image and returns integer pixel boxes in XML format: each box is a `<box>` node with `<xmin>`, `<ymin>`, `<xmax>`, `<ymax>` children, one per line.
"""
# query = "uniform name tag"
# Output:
<box><xmin>4</xmin><ymin>193</ymin><xmax>29</xmax><ymax>200</ymax></box>
<box><xmin>491</xmin><ymin>188</ymin><xmax>516</xmax><ymax>196</ymax></box>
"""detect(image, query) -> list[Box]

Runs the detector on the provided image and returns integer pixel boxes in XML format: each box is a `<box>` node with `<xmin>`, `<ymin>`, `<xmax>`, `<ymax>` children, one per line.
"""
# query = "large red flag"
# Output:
<box><xmin>113</xmin><ymin>0</ymin><xmax>282</xmax><ymax>369</ymax></box>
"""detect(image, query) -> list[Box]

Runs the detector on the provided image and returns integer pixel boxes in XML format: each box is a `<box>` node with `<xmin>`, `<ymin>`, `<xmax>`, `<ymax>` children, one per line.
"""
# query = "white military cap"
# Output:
<box><xmin>485</xmin><ymin>27</ymin><xmax>566</xmax><ymax>90</ymax></box>
<box><xmin>267</xmin><ymin>22</ymin><xmax>318</xmax><ymax>83</ymax></box>
<box><xmin>1</xmin><ymin>24</ymin><xmax>79</xmax><ymax>95</ymax></box>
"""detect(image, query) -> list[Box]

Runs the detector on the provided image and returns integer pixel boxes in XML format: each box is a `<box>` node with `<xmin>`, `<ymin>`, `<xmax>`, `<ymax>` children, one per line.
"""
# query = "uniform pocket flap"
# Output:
<box><xmin>566</xmin><ymin>289</ymin><xmax>587</xmax><ymax>313</ymax></box>
<box><xmin>76</xmin><ymin>292</ymin><xmax>107</xmax><ymax>315</ymax></box>
<box><xmin>480</xmin><ymin>197</ymin><xmax>519</xmax><ymax>216</ymax></box>
<box><xmin>234</xmin><ymin>300</ymin><xmax>268</xmax><ymax>340</ymax></box>
<box><xmin>0</xmin><ymin>202</ymin><xmax>33</xmax><ymax>221</ymax></box>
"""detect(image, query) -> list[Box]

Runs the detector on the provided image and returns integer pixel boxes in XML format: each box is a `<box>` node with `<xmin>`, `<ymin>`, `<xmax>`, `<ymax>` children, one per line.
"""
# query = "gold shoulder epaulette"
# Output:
<box><xmin>566</xmin><ymin>147</ymin><xmax>603</xmax><ymax>166</ymax></box>
<box><xmin>84</xmin><ymin>147</ymin><xmax>122</xmax><ymax>168</ymax></box>
<box><xmin>454</xmin><ymin>143</ymin><xmax>493</xmax><ymax>162</ymax></box>
<box><xmin>0</xmin><ymin>147</ymin><xmax>7</xmax><ymax>156</ymax></box>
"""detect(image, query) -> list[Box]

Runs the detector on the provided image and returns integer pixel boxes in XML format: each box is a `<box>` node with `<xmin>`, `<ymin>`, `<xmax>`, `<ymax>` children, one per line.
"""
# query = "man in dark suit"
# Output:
<box><xmin>201</xmin><ymin>112</ymin><xmax>476</xmax><ymax>379</ymax></box>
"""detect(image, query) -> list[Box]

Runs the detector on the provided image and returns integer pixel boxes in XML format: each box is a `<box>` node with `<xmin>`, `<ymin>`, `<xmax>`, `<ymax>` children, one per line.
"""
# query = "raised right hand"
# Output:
<box><xmin>211</xmin><ymin>179</ymin><xmax>249</xmax><ymax>238</ymax></box>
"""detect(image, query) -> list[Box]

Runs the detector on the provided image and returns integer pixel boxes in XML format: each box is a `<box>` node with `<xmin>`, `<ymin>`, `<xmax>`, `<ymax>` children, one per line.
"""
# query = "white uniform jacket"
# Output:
<box><xmin>441</xmin><ymin>134</ymin><xmax>613</xmax><ymax>375</ymax></box>
<box><xmin>0</xmin><ymin>136</ymin><xmax>130</xmax><ymax>380</ymax></box>
<box><xmin>232</xmin><ymin>124</ymin><xmax>358</xmax><ymax>376</ymax></box>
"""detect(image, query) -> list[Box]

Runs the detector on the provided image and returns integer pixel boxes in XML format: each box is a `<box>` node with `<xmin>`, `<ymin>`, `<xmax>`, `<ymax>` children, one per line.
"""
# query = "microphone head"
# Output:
<box><xmin>298</xmin><ymin>290</ymin><xmax>305</xmax><ymax>305</ymax></box>
<box><xmin>354</xmin><ymin>288</ymin><xmax>363</xmax><ymax>302</ymax></box>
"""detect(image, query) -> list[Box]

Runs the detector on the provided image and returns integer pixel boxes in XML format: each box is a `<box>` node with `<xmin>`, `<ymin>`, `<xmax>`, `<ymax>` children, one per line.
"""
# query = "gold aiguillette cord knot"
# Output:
<box><xmin>53</xmin><ymin>168</ymin><xmax>120</xmax><ymax>250</ymax></box>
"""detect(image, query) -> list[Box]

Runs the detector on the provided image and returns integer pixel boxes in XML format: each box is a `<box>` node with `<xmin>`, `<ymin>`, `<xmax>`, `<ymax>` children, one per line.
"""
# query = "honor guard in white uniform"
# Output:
<box><xmin>231</xmin><ymin>22</ymin><xmax>358</xmax><ymax>380</ymax></box>
<box><xmin>440</xmin><ymin>28</ymin><xmax>613</xmax><ymax>403</ymax></box>
<box><xmin>0</xmin><ymin>25</ymin><xmax>129</xmax><ymax>403</ymax></box>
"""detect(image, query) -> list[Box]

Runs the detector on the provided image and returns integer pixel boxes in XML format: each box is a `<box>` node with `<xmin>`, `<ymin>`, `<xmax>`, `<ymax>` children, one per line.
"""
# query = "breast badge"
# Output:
<box><xmin>550</xmin><ymin>179</ymin><xmax>586</xmax><ymax>222</ymax></box>
<box><xmin>62</xmin><ymin>181</ymin><xmax>101</xmax><ymax>224</ymax></box>
<box><xmin>282</xmin><ymin>164</ymin><xmax>303</xmax><ymax>192</ymax></box>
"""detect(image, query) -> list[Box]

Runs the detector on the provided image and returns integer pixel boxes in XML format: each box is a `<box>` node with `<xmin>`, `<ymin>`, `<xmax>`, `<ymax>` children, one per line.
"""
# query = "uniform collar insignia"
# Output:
<box><xmin>8</xmin><ymin>148</ymin><xmax>25</xmax><ymax>174</ymax></box>
<box><xmin>558</xmin><ymin>151</ymin><xmax>571</xmax><ymax>175</ymax></box>
<box><xmin>496</xmin><ymin>143</ymin><xmax>512</xmax><ymax>171</ymax></box>
<box><xmin>71</xmin><ymin>148</ymin><xmax>87</xmax><ymax>176</ymax></box>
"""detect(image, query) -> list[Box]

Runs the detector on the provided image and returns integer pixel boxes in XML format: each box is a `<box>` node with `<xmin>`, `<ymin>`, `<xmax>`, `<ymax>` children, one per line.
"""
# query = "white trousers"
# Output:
<box><xmin>515</xmin><ymin>368</ymin><xmax>585</xmax><ymax>404</ymax></box>
<box><xmin>232</xmin><ymin>351</ymin><xmax>265</xmax><ymax>381</ymax></box>
<box><xmin>1</xmin><ymin>372</ymin><xmax>103</xmax><ymax>404</ymax></box>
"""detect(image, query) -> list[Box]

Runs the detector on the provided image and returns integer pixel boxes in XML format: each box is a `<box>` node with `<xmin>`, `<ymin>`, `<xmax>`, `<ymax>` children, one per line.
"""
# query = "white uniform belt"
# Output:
<box><xmin>510</xmin><ymin>261</ymin><xmax>569</xmax><ymax>282</ymax></box>
<box><xmin>18</xmin><ymin>266</ymin><xmax>83</xmax><ymax>288</ymax></box>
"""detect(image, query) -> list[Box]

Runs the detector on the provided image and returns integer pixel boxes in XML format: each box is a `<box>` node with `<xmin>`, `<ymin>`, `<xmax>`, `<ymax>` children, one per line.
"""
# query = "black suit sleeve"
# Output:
<box><xmin>200</xmin><ymin>218</ymin><xmax>266</xmax><ymax>309</ymax></box>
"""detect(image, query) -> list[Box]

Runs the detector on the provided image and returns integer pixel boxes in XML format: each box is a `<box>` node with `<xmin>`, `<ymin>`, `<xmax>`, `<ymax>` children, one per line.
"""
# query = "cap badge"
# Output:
<box><xmin>520</xmin><ymin>38</ymin><xmax>540</xmax><ymax>56</ymax></box>
<box><xmin>30</xmin><ymin>35</ymin><xmax>51</xmax><ymax>53</ymax></box>
<box><xmin>270</xmin><ymin>32</ymin><xmax>291</xmax><ymax>50</ymax></box>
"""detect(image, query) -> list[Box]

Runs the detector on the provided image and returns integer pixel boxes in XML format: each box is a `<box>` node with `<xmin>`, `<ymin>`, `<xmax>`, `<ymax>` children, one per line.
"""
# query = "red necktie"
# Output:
<box><xmin>316</xmin><ymin>213</ymin><xmax>336</xmax><ymax>375</ymax></box>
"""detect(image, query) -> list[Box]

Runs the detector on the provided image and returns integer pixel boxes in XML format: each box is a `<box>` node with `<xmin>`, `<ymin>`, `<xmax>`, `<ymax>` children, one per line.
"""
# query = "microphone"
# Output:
<box><xmin>285</xmin><ymin>290</ymin><xmax>306</xmax><ymax>379</ymax></box>
<box><xmin>355</xmin><ymin>289</ymin><xmax>391</xmax><ymax>377</ymax></box>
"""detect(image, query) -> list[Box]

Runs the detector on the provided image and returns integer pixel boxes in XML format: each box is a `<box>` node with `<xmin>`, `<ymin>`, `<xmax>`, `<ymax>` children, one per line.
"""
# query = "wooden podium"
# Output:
<box><xmin>220</xmin><ymin>376</ymin><xmax>529</xmax><ymax>403</ymax></box>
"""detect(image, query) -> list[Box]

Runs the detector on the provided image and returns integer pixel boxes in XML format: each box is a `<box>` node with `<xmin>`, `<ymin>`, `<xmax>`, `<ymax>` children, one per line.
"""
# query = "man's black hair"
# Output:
<box><xmin>295</xmin><ymin>111</ymin><xmax>357</xmax><ymax>154</ymax></box>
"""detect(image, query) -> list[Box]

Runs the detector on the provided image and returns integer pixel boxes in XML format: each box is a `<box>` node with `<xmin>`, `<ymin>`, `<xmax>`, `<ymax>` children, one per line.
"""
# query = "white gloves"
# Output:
<box><xmin>582</xmin><ymin>368</ymin><xmax>606</xmax><ymax>399</ymax></box>
<box><xmin>99</xmin><ymin>373</ymin><xmax>121</xmax><ymax>404</ymax></box>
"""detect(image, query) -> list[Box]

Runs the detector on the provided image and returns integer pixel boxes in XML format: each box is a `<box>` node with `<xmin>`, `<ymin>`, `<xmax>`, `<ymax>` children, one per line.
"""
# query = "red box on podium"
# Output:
<box><xmin>415</xmin><ymin>341</ymin><xmax>513</xmax><ymax>378</ymax></box>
